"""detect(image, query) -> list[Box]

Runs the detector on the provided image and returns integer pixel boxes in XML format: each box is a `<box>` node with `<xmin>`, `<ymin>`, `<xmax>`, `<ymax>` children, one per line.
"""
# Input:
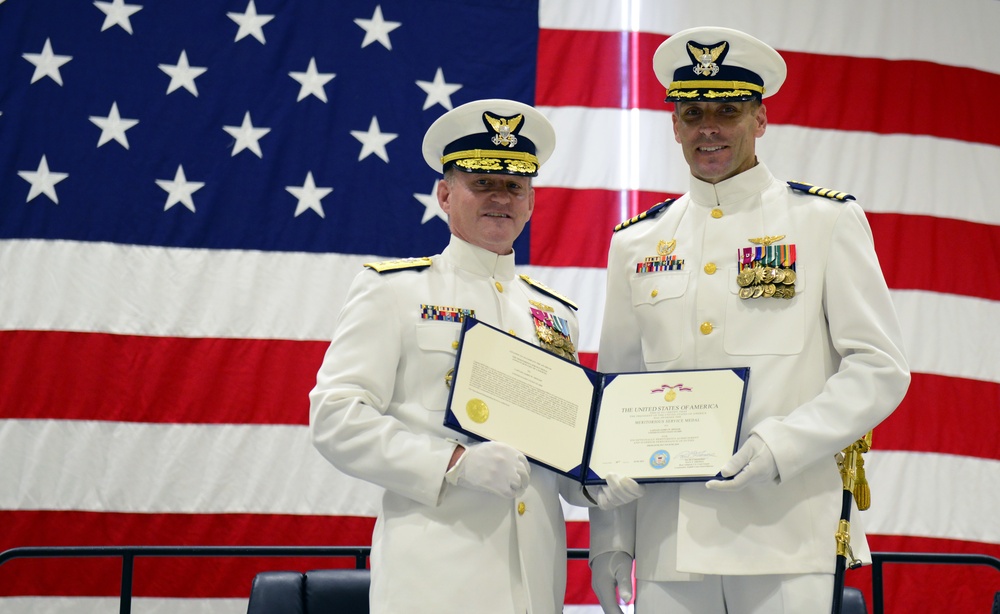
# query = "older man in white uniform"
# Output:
<box><xmin>588</xmin><ymin>28</ymin><xmax>910</xmax><ymax>613</ymax></box>
<box><xmin>310</xmin><ymin>99</ymin><xmax>642</xmax><ymax>614</ymax></box>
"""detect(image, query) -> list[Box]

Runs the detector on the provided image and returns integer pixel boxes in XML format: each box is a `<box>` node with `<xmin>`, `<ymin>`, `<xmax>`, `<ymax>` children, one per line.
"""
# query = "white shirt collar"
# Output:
<box><xmin>441</xmin><ymin>235</ymin><xmax>517</xmax><ymax>281</ymax></box>
<box><xmin>689</xmin><ymin>162</ymin><xmax>774</xmax><ymax>208</ymax></box>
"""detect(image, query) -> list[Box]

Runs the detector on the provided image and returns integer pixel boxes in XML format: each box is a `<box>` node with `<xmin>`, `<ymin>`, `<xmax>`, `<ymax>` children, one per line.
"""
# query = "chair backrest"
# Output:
<box><xmin>247</xmin><ymin>570</ymin><xmax>305</xmax><ymax>614</ymax></box>
<box><xmin>246</xmin><ymin>568</ymin><xmax>370</xmax><ymax>614</ymax></box>
<box><xmin>306</xmin><ymin>569</ymin><xmax>370</xmax><ymax>614</ymax></box>
<box><xmin>842</xmin><ymin>586</ymin><xmax>868</xmax><ymax>614</ymax></box>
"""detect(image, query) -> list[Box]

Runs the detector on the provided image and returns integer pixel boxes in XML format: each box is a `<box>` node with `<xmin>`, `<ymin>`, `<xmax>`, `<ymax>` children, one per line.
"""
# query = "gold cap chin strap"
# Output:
<box><xmin>836</xmin><ymin>431</ymin><xmax>873</xmax><ymax>568</ymax></box>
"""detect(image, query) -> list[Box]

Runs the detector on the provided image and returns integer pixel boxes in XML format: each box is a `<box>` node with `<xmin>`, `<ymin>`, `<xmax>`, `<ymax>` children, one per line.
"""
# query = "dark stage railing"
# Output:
<box><xmin>869</xmin><ymin>551</ymin><xmax>1000</xmax><ymax>614</ymax></box>
<box><xmin>1</xmin><ymin>546</ymin><xmax>997</xmax><ymax>614</ymax></box>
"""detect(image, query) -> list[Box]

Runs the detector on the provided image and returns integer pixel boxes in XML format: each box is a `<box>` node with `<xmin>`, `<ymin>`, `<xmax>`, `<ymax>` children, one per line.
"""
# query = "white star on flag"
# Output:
<box><xmin>286</xmin><ymin>172</ymin><xmax>333</xmax><ymax>218</ymax></box>
<box><xmin>228</xmin><ymin>0</ymin><xmax>274</xmax><ymax>44</ymax></box>
<box><xmin>159</xmin><ymin>50</ymin><xmax>207</xmax><ymax>96</ymax></box>
<box><xmin>413</xmin><ymin>182</ymin><xmax>447</xmax><ymax>224</ymax></box>
<box><xmin>351</xmin><ymin>116</ymin><xmax>398</xmax><ymax>163</ymax></box>
<box><xmin>93</xmin><ymin>0</ymin><xmax>143</xmax><ymax>34</ymax></box>
<box><xmin>223</xmin><ymin>111</ymin><xmax>271</xmax><ymax>158</ymax></box>
<box><xmin>416</xmin><ymin>67</ymin><xmax>462</xmax><ymax>111</ymax></box>
<box><xmin>18</xmin><ymin>155</ymin><xmax>69</xmax><ymax>204</ymax></box>
<box><xmin>155</xmin><ymin>165</ymin><xmax>204</xmax><ymax>212</ymax></box>
<box><xmin>354</xmin><ymin>5</ymin><xmax>401</xmax><ymax>50</ymax></box>
<box><xmin>22</xmin><ymin>38</ymin><xmax>73</xmax><ymax>86</ymax></box>
<box><xmin>289</xmin><ymin>57</ymin><xmax>335</xmax><ymax>103</ymax></box>
<box><xmin>89</xmin><ymin>101</ymin><xmax>139</xmax><ymax>149</ymax></box>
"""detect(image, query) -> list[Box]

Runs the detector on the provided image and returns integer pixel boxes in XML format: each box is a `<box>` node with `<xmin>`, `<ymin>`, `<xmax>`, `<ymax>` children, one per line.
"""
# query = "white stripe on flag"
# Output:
<box><xmin>3</xmin><ymin>419</ymin><xmax>995</xmax><ymax>545</ymax></box>
<box><xmin>539</xmin><ymin>0</ymin><xmax>1000</xmax><ymax>72</ymax></box>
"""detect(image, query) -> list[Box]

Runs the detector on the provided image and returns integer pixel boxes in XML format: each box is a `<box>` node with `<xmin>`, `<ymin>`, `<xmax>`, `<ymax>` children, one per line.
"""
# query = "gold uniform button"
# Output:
<box><xmin>495</xmin><ymin>281</ymin><xmax>503</xmax><ymax>292</ymax></box>
<box><xmin>508</xmin><ymin>329</ymin><xmax>516</xmax><ymax>336</ymax></box>
<box><xmin>700</xmin><ymin>321</ymin><xmax>714</xmax><ymax>335</ymax></box>
<box><xmin>451</xmin><ymin>341</ymin><xmax>459</xmax><ymax>350</ymax></box>
<box><xmin>704</xmin><ymin>262</ymin><xmax>717</xmax><ymax>275</ymax></box>
<box><xmin>651</xmin><ymin>289</ymin><xmax>659</xmax><ymax>298</ymax></box>
<box><xmin>517</xmin><ymin>502</ymin><xmax>526</xmax><ymax>515</ymax></box>
<box><xmin>711</xmin><ymin>208</ymin><xmax>723</xmax><ymax>219</ymax></box>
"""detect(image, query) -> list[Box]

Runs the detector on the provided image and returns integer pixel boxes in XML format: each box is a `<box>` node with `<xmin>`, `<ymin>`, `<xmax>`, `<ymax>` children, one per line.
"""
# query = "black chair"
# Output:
<box><xmin>842</xmin><ymin>586</ymin><xmax>868</xmax><ymax>614</ymax></box>
<box><xmin>246</xmin><ymin>568</ymin><xmax>370</xmax><ymax>614</ymax></box>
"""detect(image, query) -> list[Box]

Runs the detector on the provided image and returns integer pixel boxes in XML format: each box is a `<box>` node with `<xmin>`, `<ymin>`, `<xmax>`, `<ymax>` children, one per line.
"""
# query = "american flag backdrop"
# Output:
<box><xmin>1</xmin><ymin>0</ymin><xmax>998</xmax><ymax>612</ymax></box>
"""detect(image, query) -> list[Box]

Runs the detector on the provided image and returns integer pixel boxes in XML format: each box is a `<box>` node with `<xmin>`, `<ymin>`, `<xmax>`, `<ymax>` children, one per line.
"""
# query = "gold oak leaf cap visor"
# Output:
<box><xmin>422</xmin><ymin>98</ymin><xmax>556</xmax><ymax>177</ymax></box>
<box><xmin>653</xmin><ymin>26</ymin><xmax>787</xmax><ymax>103</ymax></box>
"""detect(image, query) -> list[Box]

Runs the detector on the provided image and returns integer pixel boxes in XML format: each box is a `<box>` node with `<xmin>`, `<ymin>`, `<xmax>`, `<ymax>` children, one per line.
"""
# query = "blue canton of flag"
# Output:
<box><xmin>1</xmin><ymin>0</ymin><xmax>540</xmax><ymax>260</ymax></box>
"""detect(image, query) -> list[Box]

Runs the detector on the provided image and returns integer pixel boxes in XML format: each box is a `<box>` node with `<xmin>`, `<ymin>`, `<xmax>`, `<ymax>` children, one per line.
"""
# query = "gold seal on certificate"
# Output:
<box><xmin>466</xmin><ymin>398</ymin><xmax>490</xmax><ymax>423</ymax></box>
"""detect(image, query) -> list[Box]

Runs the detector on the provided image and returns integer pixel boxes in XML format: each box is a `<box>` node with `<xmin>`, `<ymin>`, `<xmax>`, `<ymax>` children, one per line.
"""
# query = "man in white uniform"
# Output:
<box><xmin>589</xmin><ymin>28</ymin><xmax>910</xmax><ymax>613</ymax></box>
<box><xmin>310</xmin><ymin>99</ymin><xmax>642</xmax><ymax>614</ymax></box>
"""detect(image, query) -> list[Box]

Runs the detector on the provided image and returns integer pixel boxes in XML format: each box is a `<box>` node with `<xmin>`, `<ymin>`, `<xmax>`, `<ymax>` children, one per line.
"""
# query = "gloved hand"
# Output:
<box><xmin>592</xmin><ymin>473</ymin><xmax>645</xmax><ymax>510</ymax></box>
<box><xmin>445</xmin><ymin>441</ymin><xmax>530</xmax><ymax>498</ymax></box>
<box><xmin>590</xmin><ymin>550</ymin><xmax>633</xmax><ymax>613</ymax></box>
<box><xmin>705</xmin><ymin>433</ymin><xmax>779</xmax><ymax>492</ymax></box>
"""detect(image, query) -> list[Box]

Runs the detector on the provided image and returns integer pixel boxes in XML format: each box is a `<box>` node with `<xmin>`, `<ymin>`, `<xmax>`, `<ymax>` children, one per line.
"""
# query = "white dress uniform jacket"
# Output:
<box><xmin>591</xmin><ymin>163</ymin><xmax>910</xmax><ymax>579</ymax></box>
<box><xmin>311</xmin><ymin>235</ymin><xmax>585</xmax><ymax>614</ymax></box>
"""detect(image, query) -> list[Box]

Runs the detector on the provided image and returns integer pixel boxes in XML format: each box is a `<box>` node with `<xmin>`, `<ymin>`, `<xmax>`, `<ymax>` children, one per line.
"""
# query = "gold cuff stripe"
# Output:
<box><xmin>668</xmin><ymin>79</ymin><xmax>765</xmax><ymax>94</ymax></box>
<box><xmin>441</xmin><ymin>149</ymin><xmax>539</xmax><ymax>166</ymax></box>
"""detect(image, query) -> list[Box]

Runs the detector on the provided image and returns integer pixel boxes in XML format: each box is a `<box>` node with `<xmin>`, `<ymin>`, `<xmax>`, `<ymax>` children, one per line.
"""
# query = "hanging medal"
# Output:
<box><xmin>736</xmin><ymin>235</ymin><xmax>797</xmax><ymax>300</ymax></box>
<box><xmin>530</xmin><ymin>306</ymin><xmax>577</xmax><ymax>362</ymax></box>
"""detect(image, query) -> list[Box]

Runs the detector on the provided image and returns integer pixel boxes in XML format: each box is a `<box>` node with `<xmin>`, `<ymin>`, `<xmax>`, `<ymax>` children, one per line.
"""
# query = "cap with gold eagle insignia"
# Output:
<box><xmin>787</xmin><ymin>181</ymin><xmax>856</xmax><ymax>202</ymax></box>
<box><xmin>653</xmin><ymin>26</ymin><xmax>786</xmax><ymax>103</ymax></box>
<box><xmin>518</xmin><ymin>274</ymin><xmax>578</xmax><ymax>311</ymax></box>
<box><xmin>422</xmin><ymin>99</ymin><xmax>556</xmax><ymax>177</ymax></box>
<box><xmin>363</xmin><ymin>257</ymin><xmax>433</xmax><ymax>274</ymax></box>
<box><xmin>614</xmin><ymin>199</ymin><xmax>675</xmax><ymax>232</ymax></box>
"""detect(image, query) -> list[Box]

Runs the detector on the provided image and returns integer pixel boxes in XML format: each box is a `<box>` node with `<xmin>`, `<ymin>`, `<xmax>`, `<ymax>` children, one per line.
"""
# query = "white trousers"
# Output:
<box><xmin>635</xmin><ymin>573</ymin><xmax>834</xmax><ymax>614</ymax></box>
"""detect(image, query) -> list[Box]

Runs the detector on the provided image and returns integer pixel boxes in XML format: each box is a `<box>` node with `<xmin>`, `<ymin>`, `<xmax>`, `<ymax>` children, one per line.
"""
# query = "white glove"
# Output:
<box><xmin>590</xmin><ymin>550</ymin><xmax>633</xmax><ymax>613</ymax></box>
<box><xmin>445</xmin><ymin>441</ymin><xmax>530</xmax><ymax>498</ymax></box>
<box><xmin>706</xmin><ymin>433</ymin><xmax>779</xmax><ymax>492</ymax></box>
<box><xmin>592</xmin><ymin>473</ymin><xmax>645</xmax><ymax>510</ymax></box>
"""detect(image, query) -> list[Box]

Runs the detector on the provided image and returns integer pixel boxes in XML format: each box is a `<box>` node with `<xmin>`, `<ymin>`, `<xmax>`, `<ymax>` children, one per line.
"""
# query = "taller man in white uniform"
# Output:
<box><xmin>310</xmin><ymin>99</ymin><xmax>641</xmax><ymax>614</ymax></box>
<box><xmin>589</xmin><ymin>27</ymin><xmax>910</xmax><ymax>614</ymax></box>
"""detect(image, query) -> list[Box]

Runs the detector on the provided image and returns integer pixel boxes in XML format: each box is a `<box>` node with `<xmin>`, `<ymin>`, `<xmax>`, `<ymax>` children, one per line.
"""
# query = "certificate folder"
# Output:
<box><xmin>444</xmin><ymin>318</ymin><xmax>749</xmax><ymax>485</ymax></box>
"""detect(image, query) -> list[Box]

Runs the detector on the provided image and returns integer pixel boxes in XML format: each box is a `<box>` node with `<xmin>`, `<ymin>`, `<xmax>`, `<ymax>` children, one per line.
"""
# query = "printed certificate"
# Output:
<box><xmin>444</xmin><ymin>318</ymin><xmax>749</xmax><ymax>484</ymax></box>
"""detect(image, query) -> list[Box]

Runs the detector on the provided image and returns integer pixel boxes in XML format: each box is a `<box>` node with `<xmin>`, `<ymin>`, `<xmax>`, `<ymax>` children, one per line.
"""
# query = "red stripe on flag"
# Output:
<box><xmin>0</xmin><ymin>331</ymin><xmax>325</xmax><ymax>425</ymax></box>
<box><xmin>534</xmin><ymin>189</ymin><xmax>1000</xmax><ymax>304</ymax></box>
<box><xmin>537</xmin><ymin>28</ymin><xmax>627</xmax><ymax>109</ymax></box>
<box><xmin>869</xmin><ymin>212</ymin><xmax>1000</xmax><ymax>302</ymax></box>
<box><xmin>538</xmin><ymin>30</ymin><xmax>1000</xmax><ymax>146</ymax></box>
<box><xmin>532</xmin><ymin>187</ymin><xmax>679</xmax><ymax>269</ymax></box>
<box><xmin>875</xmin><ymin>373</ymin><xmax>1000</xmax><ymax>460</ymax></box>
<box><xmin>0</xmin><ymin>331</ymin><xmax>599</xmax><ymax>422</ymax></box>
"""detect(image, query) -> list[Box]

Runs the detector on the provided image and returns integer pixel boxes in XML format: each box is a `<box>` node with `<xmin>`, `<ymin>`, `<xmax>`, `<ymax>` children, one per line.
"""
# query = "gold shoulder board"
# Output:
<box><xmin>363</xmin><ymin>257</ymin><xmax>433</xmax><ymax>274</ymax></box>
<box><xmin>614</xmin><ymin>199</ymin><xmax>675</xmax><ymax>232</ymax></box>
<box><xmin>518</xmin><ymin>274</ymin><xmax>578</xmax><ymax>311</ymax></box>
<box><xmin>787</xmin><ymin>181</ymin><xmax>856</xmax><ymax>202</ymax></box>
